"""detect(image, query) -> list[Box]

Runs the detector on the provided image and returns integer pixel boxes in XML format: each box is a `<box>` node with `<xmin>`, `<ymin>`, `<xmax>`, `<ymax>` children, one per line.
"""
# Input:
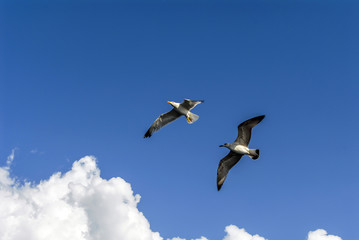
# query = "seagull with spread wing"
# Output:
<box><xmin>217</xmin><ymin>115</ymin><xmax>265</xmax><ymax>191</ymax></box>
<box><xmin>144</xmin><ymin>99</ymin><xmax>204</xmax><ymax>138</ymax></box>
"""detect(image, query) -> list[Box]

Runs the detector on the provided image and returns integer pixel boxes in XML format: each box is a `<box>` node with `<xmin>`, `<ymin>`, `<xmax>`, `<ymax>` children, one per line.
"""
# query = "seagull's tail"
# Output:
<box><xmin>186</xmin><ymin>112</ymin><xmax>199</xmax><ymax>124</ymax></box>
<box><xmin>248</xmin><ymin>149</ymin><xmax>260</xmax><ymax>160</ymax></box>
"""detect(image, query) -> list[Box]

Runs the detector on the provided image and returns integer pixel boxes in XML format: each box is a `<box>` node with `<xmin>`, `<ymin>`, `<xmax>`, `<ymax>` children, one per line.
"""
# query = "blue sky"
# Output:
<box><xmin>0</xmin><ymin>0</ymin><xmax>358</xmax><ymax>239</ymax></box>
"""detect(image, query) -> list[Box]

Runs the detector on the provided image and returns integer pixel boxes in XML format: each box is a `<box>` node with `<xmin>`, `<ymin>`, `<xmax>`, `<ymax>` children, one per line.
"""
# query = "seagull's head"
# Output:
<box><xmin>219</xmin><ymin>143</ymin><xmax>230</xmax><ymax>148</ymax></box>
<box><xmin>168</xmin><ymin>101</ymin><xmax>180</xmax><ymax>108</ymax></box>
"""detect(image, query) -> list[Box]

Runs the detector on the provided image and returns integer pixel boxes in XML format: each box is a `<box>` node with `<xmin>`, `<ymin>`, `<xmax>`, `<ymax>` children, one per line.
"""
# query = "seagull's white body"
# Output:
<box><xmin>168</xmin><ymin>101</ymin><xmax>199</xmax><ymax>124</ymax></box>
<box><xmin>227</xmin><ymin>143</ymin><xmax>250</xmax><ymax>155</ymax></box>
<box><xmin>170</xmin><ymin>102</ymin><xmax>190</xmax><ymax>117</ymax></box>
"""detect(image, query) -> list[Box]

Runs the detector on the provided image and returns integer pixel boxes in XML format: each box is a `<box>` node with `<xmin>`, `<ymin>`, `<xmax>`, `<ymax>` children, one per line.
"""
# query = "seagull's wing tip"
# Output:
<box><xmin>144</xmin><ymin>132</ymin><xmax>152</xmax><ymax>138</ymax></box>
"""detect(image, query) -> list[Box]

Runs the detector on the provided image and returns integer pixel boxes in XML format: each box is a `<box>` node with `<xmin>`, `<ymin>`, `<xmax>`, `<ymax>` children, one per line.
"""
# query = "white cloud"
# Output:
<box><xmin>307</xmin><ymin>229</ymin><xmax>342</xmax><ymax>240</ymax></box>
<box><xmin>0</xmin><ymin>148</ymin><xmax>17</xmax><ymax>186</ymax></box>
<box><xmin>0</xmin><ymin>155</ymin><xmax>161</xmax><ymax>240</ymax></box>
<box><xmin>0</xmin><ymin>154</ymin><xmax>343</xmax><ymax>240</ymax></box>
<box><xmin>223</xmin><ymin>225</ymin><xmax>266</xmax><ymax>240</ymax></box>
<box><xmin>169</xmin><ymin>237</ymin><xmax>207</xmax><ymax>240</ymax></box>
<box><xmin>5</xmin><ymin>148</ymin><xmax>17</xmax><ymax>169</ymax></box>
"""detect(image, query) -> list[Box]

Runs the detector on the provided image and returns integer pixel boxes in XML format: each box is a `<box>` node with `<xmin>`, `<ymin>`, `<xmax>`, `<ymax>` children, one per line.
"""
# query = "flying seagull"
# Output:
<box><xmin>144</xmin><ymin>99</ymin><xmax>204</xmax><ymax>138</ymax></box>
<box><xmin>217</xmin><ymin>115</ymin><xmax>265</xmax><ymax>191</ymax></box>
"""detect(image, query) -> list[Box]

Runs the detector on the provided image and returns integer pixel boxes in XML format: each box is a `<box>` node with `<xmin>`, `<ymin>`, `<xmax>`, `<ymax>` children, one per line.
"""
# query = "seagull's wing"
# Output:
<box><xmin>181</xmin><ymin>99</ymin><xmax>204</xmax><ymax>110</ymax></box>
<box><xmin>144</xmin><ymin>109</ymin><xmax>182</xmax><ymax>138</ymax></box>
<box><xmin>217</xmin><ymin>151</ymin><xmax>243</xmax><ymax>191</ymax></box>
<box><xmin>235</xmin><ymin>115</ymin><xmax>265</xmax><ymax>146</ymax></box>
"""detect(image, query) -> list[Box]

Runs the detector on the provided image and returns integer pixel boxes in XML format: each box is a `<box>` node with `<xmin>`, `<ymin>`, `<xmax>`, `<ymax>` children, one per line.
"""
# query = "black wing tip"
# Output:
<box><xmin>217</xmin><ymin>184</ymin><xmax>222</xmax><ymax>191</ymax></box>
<box><xmin>144</xmin><ymin>130</ymin><xmax>152</xmax><ymax>138</ymax></box>
<box><xmin>256</xmin><ymin>115</ymin><xmax>265</xmax><ymax>122</ymax></box>
<box><xmin>238</xmin><ymin>114</ymin><xmax>266</xmax><ymax>127</ymax></box>
<box><xmin>251</xmin><ymin>114</ymin><xmax>265</xmax><ymax>121</ymax></box>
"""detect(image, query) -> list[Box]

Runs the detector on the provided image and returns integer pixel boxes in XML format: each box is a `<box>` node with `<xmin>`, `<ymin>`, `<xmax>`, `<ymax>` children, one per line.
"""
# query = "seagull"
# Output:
<box><xmin>217</xmin><ymin>115</ymin><xmax>265</xmax><ymax>191</ymax></box>
<box><xmin>144</xmin><ymin>99</ymin><xmax>204</xmax><ymax>138</ymax></box>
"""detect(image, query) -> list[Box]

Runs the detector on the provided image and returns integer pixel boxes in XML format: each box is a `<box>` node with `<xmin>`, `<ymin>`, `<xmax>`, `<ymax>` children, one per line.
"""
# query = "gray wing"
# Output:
<box><xmin>180</xmin><ymin>99</ymin><xmax>204</xmax><ymax>110</ymax></box>
<box><xmin>217</xmin><ymin>151</ymin><xmax>243</xmax><ymax>191</ymax></box>
<box><xmin>235</xmin><ymin>115</ymin><xmax>265</xmax><ymax>146</ymax></box>
<box><xmin>144</xmin><ymin>109</ymin><xmax>181</xmax><ymax>138</ymax></box>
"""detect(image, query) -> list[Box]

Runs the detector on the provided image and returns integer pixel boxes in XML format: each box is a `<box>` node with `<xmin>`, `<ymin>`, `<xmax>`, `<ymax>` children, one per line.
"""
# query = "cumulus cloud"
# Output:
<box><xmin>223</xmin><ymin>225</ymin><xmax>266</xmax><ymax>240</ymax></box>
<box><xmin>0</xmin><ymin>155</ymin><xmax>161</xmax><ymax>240</ymax></box>
<box><xmin>0</xmin><ymin>153</ymin><xmax>342</xmax><ymax>240</ymax></box>
<box><xmin>169</xmin><ymin>237</ymin><xmax>207</xmax><ymax>240</ymax></box>
<box><xmin>0</xmin><ymin>148</ymin><xmax>17</xmax><ymax>186</ymax></box>
<box><xmin>307</xmin><ymin>229</ymin><xmax>342</xmax><ymax>240</ymax></box>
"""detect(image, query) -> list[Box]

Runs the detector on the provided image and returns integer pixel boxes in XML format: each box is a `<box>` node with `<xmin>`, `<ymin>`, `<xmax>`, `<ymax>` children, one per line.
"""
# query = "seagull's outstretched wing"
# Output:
<box><xmin>144</xmin><ymin>109</ymin><xmax>181</xmax><ymax>138</ymax></box>
<box><xmin>181</xmin><ymin>99</ymin><xmax>204</xmax><ymax>111</ymax></box>
<box><xmin>217</xmin><ymin>152</ymin><xmax>243</xmax><ymax>191</ymax></box>
<box><xmin>235</xmin><ymin>115</ymin><xmax>265</xmax><ymax>146</ymax></box>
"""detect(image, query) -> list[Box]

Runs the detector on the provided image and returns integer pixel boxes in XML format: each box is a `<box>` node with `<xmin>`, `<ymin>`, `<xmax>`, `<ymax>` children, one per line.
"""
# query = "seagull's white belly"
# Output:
<box><xmin>232</xmin><ymin>145</ymin><xmax>250</xmax><ymax>155</ymax></box>
<box><xmin>175</xmin><ymin>106</ymin><xmax>189</xmax><ymax>116</ymax></box>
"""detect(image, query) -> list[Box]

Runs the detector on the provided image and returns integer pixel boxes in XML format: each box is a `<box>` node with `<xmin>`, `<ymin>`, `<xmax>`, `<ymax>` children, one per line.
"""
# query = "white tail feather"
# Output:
<box><xmin>186</xmin><ymin>112</ymin><xmax>199</xmax><ymax>124</ymax></box>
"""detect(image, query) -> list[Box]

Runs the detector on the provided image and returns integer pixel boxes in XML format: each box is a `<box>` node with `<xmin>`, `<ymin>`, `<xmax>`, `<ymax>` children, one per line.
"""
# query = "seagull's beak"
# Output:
<box><xmin>168</xmin><ymin>101</ymin><xmax>171</xmax><ymax>104</ymax></box>
<box><xmin>219</xmin><ymin>145</ymin><xmax>224</xmax><ymax>147</ymax></box>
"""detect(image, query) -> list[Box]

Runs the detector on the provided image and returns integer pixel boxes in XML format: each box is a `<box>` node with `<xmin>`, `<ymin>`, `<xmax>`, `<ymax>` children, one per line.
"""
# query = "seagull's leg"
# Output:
<box><xmin>186</xmin><ymin>115</ymin><xmax>192</xmax><ymax>123</ymax></box>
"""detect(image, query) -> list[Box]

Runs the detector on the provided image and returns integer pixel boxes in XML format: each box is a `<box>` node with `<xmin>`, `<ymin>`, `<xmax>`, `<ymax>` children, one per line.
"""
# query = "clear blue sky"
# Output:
<box><xmin>0</xmin><ymin>0</ymin><xmax>358</xmax><ymax>239</ymax></box>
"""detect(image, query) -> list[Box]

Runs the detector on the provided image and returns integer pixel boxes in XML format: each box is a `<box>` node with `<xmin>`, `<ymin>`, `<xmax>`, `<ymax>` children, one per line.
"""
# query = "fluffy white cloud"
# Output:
<box><xmin>307</xmin><ymin>229</ymin><xmax>342</xmax><ymax>240</ymax></box>
<box><xmin>0</xmin><ymin>152</ymin><xmax>343</xmax><ymax>240</ymax></box>
<box><xmin>169</xmin><ymin>237</ymin><xmax>207</xmax><ymax>240</ymax></box>
<box><xmin>223</xmin><ymin>225</ymin><xmax>266</xmax><ymax>240</ymax></box>
<box><xmin>0</xmin><ymin>155</ymin><xmax>161</xmax><ymax>240</ymax></box>
<box><xmin>0</xmin><ymin>148</ymin><xmax>16</xmax><ymax>186</ymax></box>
